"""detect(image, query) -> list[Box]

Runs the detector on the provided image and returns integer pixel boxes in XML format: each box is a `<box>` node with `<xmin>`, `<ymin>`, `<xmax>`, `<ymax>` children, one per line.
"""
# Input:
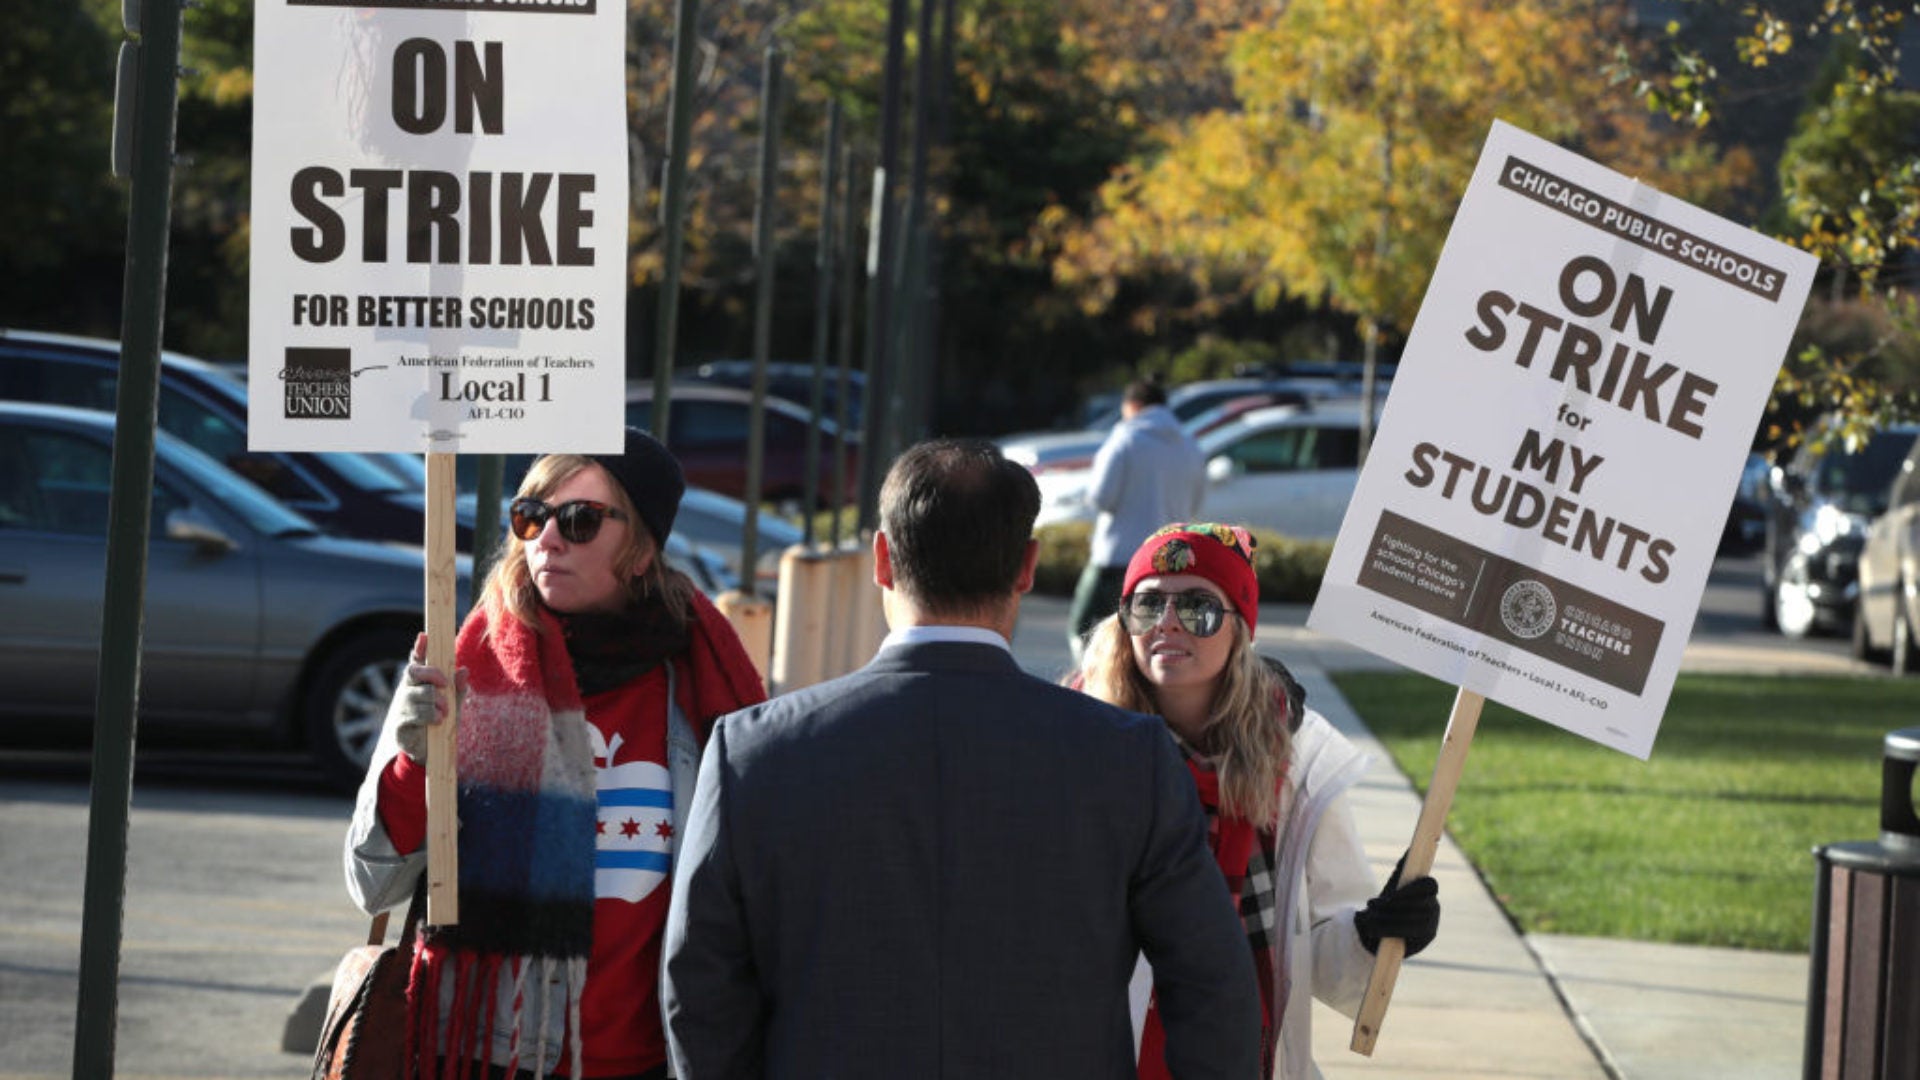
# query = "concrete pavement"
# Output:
<box><xmin>1011</xmin><ymin>592</ymin><xmax>1818</xmax><ymax>1080</ymax></box>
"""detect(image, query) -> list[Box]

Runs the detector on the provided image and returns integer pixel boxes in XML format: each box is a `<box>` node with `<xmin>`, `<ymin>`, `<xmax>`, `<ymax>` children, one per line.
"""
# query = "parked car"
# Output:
<box><xmin>1194</xmin><ymin>401</ymin><xmax>1375</xmax><ymax>539</ymax></box>
<box><xmin>0</xmin><ymin>329</ymin><xmax>478</xmax><ymax>549</ymax></box>
<box><xmin>684</xmin><ymin>359</ymin><xmax>868</xmax><ymax>434</ymax></box>
<box><xmin>0</xmin><ymin>401</ymin><xmax>472</xmax><ymax>787</ymax></box>
<box><xmin>1075</xmin><ymin>370</ymin><xmax>1391</xmax><ymax>432</ymax></box>
<box><xmin>1854</xmin><ymin>436</ymin><xmax>1920</xmax><ymax>672</ymax></box>
<box><xmin>674</xmin><ymin>485</ymin><xmax>804</xmax><ymax>592</ymax></box>
<box><xmin>1</xmin><ymin>334</ymin><xmax>737</xmax><ymax>591</ymax></box>
<box><xmin>1760</xmin><ymin>420</ymin><xmax>1920</xmax><ymax>638</ymax></box>
<box><xmin>998</xmin><ymin>377</ymin><xmax>1353</xmax><ymax>476</ymax></box>
<box><xmin>1719</xmin><ymin>451</ymin><xmax>1769</xmax><ymax>556</ymax></box>
<box><xmin>626</xmin><ymin>382</ymin><xmax>860</xmax><ymax>510</ymax></box>
<box><xmin>1032</xmin><ymin>400</ymin><xmax>1376</xmax><ymax>540</ymax></box>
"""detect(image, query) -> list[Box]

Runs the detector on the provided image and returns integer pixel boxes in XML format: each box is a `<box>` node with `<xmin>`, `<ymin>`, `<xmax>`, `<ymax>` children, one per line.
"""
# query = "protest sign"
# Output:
<box><xmin>249</xmin><ymin>0</ymin><xmax>631</xmax><ymax>920</ymax></box>
<box><xmin>247</xmin><ymin>0</ymin><xmax>628</xmax><ymax>454</ymax></box>
<box><xmin>1308</xmin><ymin>119</ymin><xmax>1818</xmax><ymax>1052</ymax></box>
<box><xmin>1310</xmin><ymin>119</ymin><xmax>1818</xmax><ymax>760</ymax></box>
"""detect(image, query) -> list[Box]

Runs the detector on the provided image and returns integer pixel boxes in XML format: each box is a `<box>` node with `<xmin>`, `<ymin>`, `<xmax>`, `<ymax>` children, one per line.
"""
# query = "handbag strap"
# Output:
<box><xmin>365</xmin><ymin>878</ymin><xmax>428</xmax><ymax>947</ymax></box>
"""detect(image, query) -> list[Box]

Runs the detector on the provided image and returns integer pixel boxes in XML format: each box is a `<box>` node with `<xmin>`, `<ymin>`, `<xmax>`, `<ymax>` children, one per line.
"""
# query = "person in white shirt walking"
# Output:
<box><xmin>1069</xmin><ymin>378</ymin><xmax>1206</xmax><ymax>661</ymax></box>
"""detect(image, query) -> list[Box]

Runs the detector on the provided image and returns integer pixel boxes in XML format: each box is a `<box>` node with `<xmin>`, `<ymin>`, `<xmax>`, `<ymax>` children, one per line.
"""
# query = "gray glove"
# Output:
<box><xmin>387</xmin><ymin>633</ymin><xmax>460</xmax><ymax>765</ymax></box>
<box><xmin>388</xmin><ymin>666</ymin><xmax>443</xmax><ymax>765</ymax></box>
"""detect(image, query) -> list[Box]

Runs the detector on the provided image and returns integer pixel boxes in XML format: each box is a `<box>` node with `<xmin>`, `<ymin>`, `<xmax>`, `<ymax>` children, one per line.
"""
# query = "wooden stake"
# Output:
<box><xmin>424</xmin><ymin>453</ymin><xmax>460</xmax><ymax>925</ymax></box>
<box><xmin>1350</xmin><ymin>685</ymin><xmax>1484</xmax><ymax>1055</ymax></box>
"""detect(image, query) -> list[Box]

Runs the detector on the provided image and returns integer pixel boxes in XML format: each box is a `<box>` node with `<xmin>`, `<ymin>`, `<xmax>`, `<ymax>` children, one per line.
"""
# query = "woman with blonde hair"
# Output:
<box><xmin>343</xmin><ymin>429</ymin><xmax>766</xmax><ymax>1080</ymax></box>
<box><xmin>1075</xmin><ymin>522</ymin><xmax>1442</xmax><ymax>1080</ymax></box>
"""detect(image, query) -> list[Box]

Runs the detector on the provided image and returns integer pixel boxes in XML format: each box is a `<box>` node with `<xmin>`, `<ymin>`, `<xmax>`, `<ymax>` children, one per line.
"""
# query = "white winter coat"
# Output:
<box><xmin>1131</xmin><ymin>707</ymin><xmax>1376</xmax><ymax>1080</ymax></box>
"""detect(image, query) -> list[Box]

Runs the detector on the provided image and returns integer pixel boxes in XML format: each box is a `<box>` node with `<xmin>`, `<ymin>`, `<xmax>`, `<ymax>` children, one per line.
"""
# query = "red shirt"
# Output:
<box><xmin>379</xmin><ymin>667</ymin><xmax>677</xmax><ymax>1077</ymax></box>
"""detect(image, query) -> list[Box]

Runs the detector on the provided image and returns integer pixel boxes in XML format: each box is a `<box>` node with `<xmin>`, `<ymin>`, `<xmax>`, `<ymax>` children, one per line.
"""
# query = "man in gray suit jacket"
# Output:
<box><xmin>664</xmin><ymin>438</ymin><xmax>1259</xmax><ymax>1079</ymax></box>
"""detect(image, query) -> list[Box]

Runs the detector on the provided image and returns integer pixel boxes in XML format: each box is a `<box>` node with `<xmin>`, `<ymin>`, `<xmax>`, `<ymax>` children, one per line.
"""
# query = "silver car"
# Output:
<box><xmin>0</xmin><ymin>401</ymin><xmax>472</xmax><ymax>787</ymax></box>
<box><xmin>1033</xmin><ymin>400</ymin><xmax>1375</xmax><ymax>540</ymax></box>
<box><xmin>1855</xmin><ymin>434</ymin><xmax>1920</xmax><ymax>672</ymax></box>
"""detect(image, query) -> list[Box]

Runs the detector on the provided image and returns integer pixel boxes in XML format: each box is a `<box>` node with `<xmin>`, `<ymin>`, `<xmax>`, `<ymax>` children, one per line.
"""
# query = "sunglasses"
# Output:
<box><xmin>1120</xmin><ymin>588</ymin><xmax>1234</xmax><ymax>638</ymax></box>
<box><xmin>509</xmin><ymin>497</ymin><xmax>627</xmax><ymax>544</ymax></box>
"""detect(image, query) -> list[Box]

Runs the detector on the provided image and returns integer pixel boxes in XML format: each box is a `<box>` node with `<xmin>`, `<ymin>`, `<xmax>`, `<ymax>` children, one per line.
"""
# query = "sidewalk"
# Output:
<box><xmin>1010</xmin><ymin>594</ymin><xmax>1811</xmax><ymax>1080</ymax></box>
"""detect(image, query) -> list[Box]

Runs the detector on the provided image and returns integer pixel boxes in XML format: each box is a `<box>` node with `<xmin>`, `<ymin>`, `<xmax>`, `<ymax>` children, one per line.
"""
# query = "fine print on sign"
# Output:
<box><xmin>248</xmin><ymin>0</ymin><xmax>627</xmax><ymax>454</ymax></box>
<box><xmin>1309</xmin><ymin>119</ymin><xmax>1818</xmax><ymax>759</ymax></box>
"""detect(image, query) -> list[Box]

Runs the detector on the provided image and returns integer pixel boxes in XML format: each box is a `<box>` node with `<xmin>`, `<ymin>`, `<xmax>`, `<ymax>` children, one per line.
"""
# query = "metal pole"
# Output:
<box><xmin>802</xmin><ymin>103</ymin><xmax>842</xmax><ymax>546</ymax></box>
<box><xmin>918</xmin><ymin>0</ymin><xmax>956</xmax><ymax>439</ymax></box>
<box><xmin>472</xmin><ymin>453</ymin><xmax>504</xmax><ymax>588</ymax></box>
<box><xmin>649</xmin><ymin>0</ymin><xmax>703</xmax><ymax>440</ymax></box>
<box><xmin>831</xmin><ymin>145</ymin><xmax>860</xmax><ymax>548</ymax></box>
<box><xmin>740</xmin><ymin>47</ymin><xmax>783</xmax><ymax>592</ymax></box>
<box><xmin>896</xmin><ymin>0</ymin><xmax>936</xmax><ymax>445</ymax></box>
<box><xmin>75</xmin><ymin>0</ymin><xmax>182</xmax><ymax>1073</ymax></box>
<box><xmin>856</xmin><ymin>0</ymin><xmax>910</xmax><ymax>532</ymax></box>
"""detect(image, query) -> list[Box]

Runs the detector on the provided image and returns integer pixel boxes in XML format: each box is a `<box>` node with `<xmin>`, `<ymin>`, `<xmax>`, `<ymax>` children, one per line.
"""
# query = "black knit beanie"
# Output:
<box><xmin>589</xmin><ymin>427</ymin><xmax>684</xmax><ymax>547</ymax></box>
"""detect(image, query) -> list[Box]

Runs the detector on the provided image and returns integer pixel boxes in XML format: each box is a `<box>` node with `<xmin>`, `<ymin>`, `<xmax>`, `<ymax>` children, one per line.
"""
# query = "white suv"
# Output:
<box><xmin>1034</xmin><ymin>400</ymin><xmax>1375</xmax><ymax>540</ymax></box>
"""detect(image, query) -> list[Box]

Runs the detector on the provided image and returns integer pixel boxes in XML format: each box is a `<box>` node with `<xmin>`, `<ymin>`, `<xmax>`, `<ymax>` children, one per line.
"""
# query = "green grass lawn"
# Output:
<box><xmin>1330</xmin><ymin>672</ymin><xmax>1910</xmax><ymax>952</ymax></box>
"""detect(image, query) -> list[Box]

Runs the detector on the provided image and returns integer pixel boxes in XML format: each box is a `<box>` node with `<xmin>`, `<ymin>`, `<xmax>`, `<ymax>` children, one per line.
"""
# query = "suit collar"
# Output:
<box><xmin>864</xmin><ymin>640</ymin><xmax>1026</xmax><ymax>677</ymax></box>
<box><xmin>879</xmin><ymin>625</ymin><xmax>1011</xmax><ymax>653</ymax></box>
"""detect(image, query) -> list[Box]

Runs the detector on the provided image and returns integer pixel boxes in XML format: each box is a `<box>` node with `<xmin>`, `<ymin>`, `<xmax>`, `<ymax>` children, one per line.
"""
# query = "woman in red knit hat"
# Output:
<box><xmin>1073</xmin><ymin>522</ymin><xmax>1442</xmax><ymax>1080</ymax></box>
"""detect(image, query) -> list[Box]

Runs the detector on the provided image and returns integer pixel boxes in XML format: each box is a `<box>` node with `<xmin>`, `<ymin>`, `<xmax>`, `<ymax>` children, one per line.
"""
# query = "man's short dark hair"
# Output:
<box><xmin>879</xmin><ymin>438</ymin><xmax>1040</xmax><ymax>614</ymax></box>
<box><xmin>1123</xmin><ymin>378</ymin><xmax>1167</xmax><ymax>408</ymax></box>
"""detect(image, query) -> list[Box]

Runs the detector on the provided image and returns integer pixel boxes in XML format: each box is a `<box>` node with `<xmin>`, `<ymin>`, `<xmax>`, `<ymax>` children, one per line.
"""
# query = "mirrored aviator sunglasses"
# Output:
<box><xmin>1121</xmin><ymin>589</ymin><xmax>1231</xmax><ymax>638</ymax></box>
<box><xmin>508</xmin><ymin>497</ymin><xmax>626</xmax><ymax>543</ymax></box>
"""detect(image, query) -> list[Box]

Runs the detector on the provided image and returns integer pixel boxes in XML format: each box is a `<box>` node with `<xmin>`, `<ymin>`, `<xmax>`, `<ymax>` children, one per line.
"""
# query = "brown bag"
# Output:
<box><xmin>312</xmin><ymin>895</ymin><xmax>421</xmax><ymax>1080</ymax></box>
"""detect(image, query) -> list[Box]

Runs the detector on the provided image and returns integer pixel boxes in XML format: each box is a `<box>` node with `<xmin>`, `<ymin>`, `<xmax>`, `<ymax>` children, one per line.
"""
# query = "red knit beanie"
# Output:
<box><xmin>1121</xmin><ymin>523</ymin><xmax>1261</xmax><ymax>631</ymax></box>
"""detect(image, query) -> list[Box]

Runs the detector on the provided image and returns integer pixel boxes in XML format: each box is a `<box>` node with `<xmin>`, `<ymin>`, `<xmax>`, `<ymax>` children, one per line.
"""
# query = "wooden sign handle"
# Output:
<box><xmin>424</xmin><ymin>453</ymin><xmax>460</xmax><ymax>925</ymax></box>
<box><xmin>1350</xmin><ymin>685</ymin><xmax>1484</xmax><ymax>1055</ymax></box>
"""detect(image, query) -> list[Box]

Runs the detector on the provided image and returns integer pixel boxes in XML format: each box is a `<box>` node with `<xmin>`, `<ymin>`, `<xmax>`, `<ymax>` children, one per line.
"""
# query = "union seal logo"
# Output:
<box><xmin>1499</xmin><ymin>579</ymin><xmax>1556</xmax><ymax>640</ymax></box>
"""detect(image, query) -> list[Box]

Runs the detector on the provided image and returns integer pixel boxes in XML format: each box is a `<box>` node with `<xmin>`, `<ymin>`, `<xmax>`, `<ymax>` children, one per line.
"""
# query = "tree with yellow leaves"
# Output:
<box><xmin>1048</xmin><ymin>0</ymin><xmax>1751</xmax><ymax>451</ymax></box>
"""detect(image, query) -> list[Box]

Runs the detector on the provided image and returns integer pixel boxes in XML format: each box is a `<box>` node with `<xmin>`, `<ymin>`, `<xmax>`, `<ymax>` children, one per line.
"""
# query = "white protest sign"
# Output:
<box><xmin>1308</xmin><ymin>119</ymin><xmax>1818</xmax><ymax>759</ymax></box>
<box><xmin>248</xmin><ymin>0</ymin><xmax>628</xmax><ymax>454</ymax></box>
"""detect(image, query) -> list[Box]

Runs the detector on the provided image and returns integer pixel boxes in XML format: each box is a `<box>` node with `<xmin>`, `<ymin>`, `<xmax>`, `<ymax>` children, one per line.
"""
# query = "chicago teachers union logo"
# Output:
<box><xmin>282</xmin><ymin>347</ymin><xmax>352</xmax><ymax>419</ymax></box>
<box><xmin>1499</xmin><ymin>579</ymin><xmax>1557</xmax><ymax>640</ymax></box>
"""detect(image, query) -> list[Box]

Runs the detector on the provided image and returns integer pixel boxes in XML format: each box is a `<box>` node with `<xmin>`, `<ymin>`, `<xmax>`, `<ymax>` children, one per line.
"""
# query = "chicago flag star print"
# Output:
<box><xmin>591</xmin><ymin>729</ymin><xmax>673</xmax><ymax>902</ymax></box>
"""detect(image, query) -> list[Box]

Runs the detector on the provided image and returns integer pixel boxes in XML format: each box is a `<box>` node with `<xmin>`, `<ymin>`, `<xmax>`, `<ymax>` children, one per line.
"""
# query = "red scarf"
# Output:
<box><xmin>1137</xmin><ymin>760</ymin><xmax>1262</xmax><ymax>1080</ymax></box>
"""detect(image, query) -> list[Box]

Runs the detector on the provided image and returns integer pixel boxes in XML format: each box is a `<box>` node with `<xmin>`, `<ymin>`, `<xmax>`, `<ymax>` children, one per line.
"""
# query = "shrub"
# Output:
<box><xmin>1032</xmin><ymin>522</ymin><xmax>1334</xmax><ymax>603</ymax></box>
<box><xmin>1033</xmin><ymin>522</ymin><xmax>1093</xmax><ymax>595</ymax></box>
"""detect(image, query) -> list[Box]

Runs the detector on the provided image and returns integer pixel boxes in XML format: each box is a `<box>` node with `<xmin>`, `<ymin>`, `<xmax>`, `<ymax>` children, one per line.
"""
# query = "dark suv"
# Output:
<box><xmin>0</xmin><ymin>329</ymin><xmax>470</xmax><ymax>548</ymax></box>
<box><xmin>1760</xmin><ymin>422</ymin><xmax>1920</xmax><ymax>638</ymax></box>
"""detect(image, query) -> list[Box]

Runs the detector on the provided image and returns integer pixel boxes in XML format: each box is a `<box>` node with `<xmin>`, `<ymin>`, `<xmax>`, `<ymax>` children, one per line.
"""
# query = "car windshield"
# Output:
<box><xmin>1821</xmin><ymin>430</ymin><xmax>1920</xmax><ymax>514</ymax></box>
<box><xmin>367</xmin><ymin>452</ymin><xmax>429</xmax><ymax>488</ymax></box>
<box><xmin>162</xmin><ymin>434</ymin><xmax>319</xmax><ymax>536</ymax></box>
<box><xmin>320</xmin><ymin>450</ymin><xmax>415</xmax><ymax>493</ymax></box>
<box><xmin>677</xmin><ymin>487</ymin><xmax>804</xmax><ymax>547</ymax></box>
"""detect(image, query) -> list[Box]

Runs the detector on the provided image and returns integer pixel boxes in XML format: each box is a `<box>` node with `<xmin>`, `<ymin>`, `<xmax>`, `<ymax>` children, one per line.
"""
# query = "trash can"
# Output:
<box><xmin>1804</xmin><ymin>727</ymin><xmax>1920</xmax><ymax>1080</ymax></box>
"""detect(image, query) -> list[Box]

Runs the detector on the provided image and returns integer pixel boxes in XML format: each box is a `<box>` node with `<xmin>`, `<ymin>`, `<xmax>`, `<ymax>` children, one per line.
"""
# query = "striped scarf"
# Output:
<box><xmin>408</xmin><ymin>597</ymin><xmax>600</xmax><ymax>1080</ymax></box>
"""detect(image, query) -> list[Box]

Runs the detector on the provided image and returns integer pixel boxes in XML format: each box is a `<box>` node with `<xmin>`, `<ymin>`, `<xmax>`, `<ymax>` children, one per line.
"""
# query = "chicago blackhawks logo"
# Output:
<box><xmin>1151</xmin><ymin>538</ymin><xmax>1196</xmax><ymax>575</ymax></box>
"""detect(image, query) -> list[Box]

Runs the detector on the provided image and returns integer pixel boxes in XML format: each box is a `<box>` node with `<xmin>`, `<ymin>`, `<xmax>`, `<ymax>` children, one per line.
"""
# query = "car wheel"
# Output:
<box><xmin>302</xmin><ymin>627</ymin><xmax>413</xmax><ymax>789</ymax></box>
<box><xmin>1773</xmin><ymin>564</ymin><xmax>1818</xmax><ymax>640</ymax></box>
<box><xmin>1895</xmin><ymin>610</ymin><xmax>1919</xmax><ymax>678</ymax></box>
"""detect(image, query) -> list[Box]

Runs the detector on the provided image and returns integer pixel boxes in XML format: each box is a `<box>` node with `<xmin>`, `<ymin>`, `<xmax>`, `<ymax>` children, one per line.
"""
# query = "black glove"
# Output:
<box><xmin>1353</xmin><ymin>853</ymin><xmax>1441</xmax><ymax>958</ymax></box>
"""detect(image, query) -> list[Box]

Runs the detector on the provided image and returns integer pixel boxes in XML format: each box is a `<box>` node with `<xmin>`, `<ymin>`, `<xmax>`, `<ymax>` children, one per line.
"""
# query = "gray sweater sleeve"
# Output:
<box><xmin>342</xmin><ymin>703</ymin><xmax>427</xmax><ymax>915</ymax></box>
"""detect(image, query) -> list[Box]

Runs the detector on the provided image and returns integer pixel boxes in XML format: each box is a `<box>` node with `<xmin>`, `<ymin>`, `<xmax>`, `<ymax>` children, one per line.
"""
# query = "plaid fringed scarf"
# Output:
<box><xmin>407</xmin><ymin>597</ymin><xmax>600</xmax><ymax>1080</ymax></box>
<box><xmin>1138</xmin><ymin>698</ymin><xmax>1292</xmax><ymax>1080</ymax></box>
